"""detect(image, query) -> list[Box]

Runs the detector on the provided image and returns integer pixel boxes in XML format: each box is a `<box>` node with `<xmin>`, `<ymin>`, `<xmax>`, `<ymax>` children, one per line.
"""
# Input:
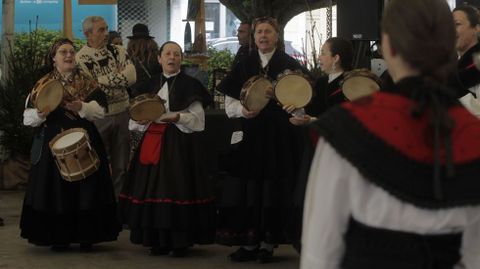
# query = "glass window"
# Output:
<box><xmin>226</xmin><ymin>8</ymin><xmax>240</xmax><ymax>37</ymax></box>
<box><xmin>205</xmin><ymin>3</ymin><xmax>220</xmax><ymax>39</ymax></box>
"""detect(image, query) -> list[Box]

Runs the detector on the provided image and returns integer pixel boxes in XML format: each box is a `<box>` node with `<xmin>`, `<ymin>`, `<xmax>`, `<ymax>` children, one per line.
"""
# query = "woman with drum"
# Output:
<box><xmin>119</xmin><ymin>41</ymin><xmax>213</xmax><ymax>257</ymax></box>
<box><xmin>20</xmin><ymin>38</ymin><xmax>120</xmax><ymax>252</ymax></box>
<box><xmin>301</xmin><ymin>0</ymin><xmax>480</xmax><ymax>268</ymax></box>
<box><xmin>216</xmin><ymin>17</ymin><xmax>308</xmax><ymax>263</ymax></box>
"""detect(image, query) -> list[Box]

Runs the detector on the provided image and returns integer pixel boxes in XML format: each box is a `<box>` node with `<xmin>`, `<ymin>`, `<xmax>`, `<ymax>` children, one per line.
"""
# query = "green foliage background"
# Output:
<box><xmin>14</xmin><ymin>28</ymin><xmax>86</xmax><ymax>60</ymax></box>
<box><xmin>207</xmin><ymin>47</ymin><xmax>234</xmax><ymax>91</ymax></box>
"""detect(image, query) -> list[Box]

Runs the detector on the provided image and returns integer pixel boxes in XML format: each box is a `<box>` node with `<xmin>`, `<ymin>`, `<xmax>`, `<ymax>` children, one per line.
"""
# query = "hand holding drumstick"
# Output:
<box><xmin>64</xmin><ymin>100</ymin><xmax>83</xmax><ymax>113</ymax></box>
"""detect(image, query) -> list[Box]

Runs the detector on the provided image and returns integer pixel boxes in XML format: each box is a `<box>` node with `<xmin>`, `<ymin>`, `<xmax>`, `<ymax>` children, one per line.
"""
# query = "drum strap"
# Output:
<box><xmin>139</xmin><ymin>123</ymin><xmax>168</xmax><ymax>165</ymax></box>
<box><xmin>136</xmin><ymin>59</ymin><xmax>152</xmax><ymax>78</ymax></box>
<box><xmin>30</xmin><ymin>128</ymin><xmax>44</xmax><ymax>165</ymax></box>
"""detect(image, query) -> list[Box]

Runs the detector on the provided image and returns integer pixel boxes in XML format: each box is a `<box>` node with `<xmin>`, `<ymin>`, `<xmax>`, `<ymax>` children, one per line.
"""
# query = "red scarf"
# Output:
<box><xmin>139</xmin><ymin>123</ymin><xmax>168</xmax><ymax>165</ymax></box>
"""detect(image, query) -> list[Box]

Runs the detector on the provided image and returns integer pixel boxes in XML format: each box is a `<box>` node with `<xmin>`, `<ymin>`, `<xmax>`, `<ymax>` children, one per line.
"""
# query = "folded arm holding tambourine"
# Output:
<box><xmin>23</xmin><ymin>94</ymin><xmax>105</xmax><ymax>127</ymax></box>
<box><xmin>23</xmin><ymin>94</ymin><xmax>47</xmax><ymax>127</ymax></box>
<box><xmin>65</xmin><ymin>99</ymin><xmax>105</xmax><ymax>121</ymax></box>
<box><xmin>128</xmin><ymin>100</ymin><xmax>205</xmax><ymax>133</ymax></box>
<box><xmin>225</xmin><ymin>96</ymin><xmax>261</xmax><ymax>119</ymax></box>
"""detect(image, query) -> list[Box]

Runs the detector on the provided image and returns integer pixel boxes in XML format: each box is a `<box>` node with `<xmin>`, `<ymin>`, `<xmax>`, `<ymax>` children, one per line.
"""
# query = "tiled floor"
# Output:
<box><xmin>0</xmin><ymin>190</ymin><xmax>300</xmax><ymax>269</ymax></box>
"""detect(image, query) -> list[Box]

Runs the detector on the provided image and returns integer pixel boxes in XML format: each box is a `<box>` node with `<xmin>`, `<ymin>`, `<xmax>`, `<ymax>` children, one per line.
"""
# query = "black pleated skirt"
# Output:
<box><xmin>20</xmin><ymin>116</ymin><xmax>121</xmax><ymax>246</ymax></box>
<box><xmin>119</xmin><ymin>126</ymin><xmax>216</xmax><ymax>249</ymax></box>
<box><xmin>216</xmin><ymin>114</ymin><xmax>306</xmax><ymax>246</ymax></box>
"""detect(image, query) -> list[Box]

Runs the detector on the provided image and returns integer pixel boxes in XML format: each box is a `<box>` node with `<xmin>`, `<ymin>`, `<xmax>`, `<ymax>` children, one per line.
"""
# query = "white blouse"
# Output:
<box><xmin>22</xmin><ymin>94</ymin><xmax>105</xmax><ymax>127</ymax></box>
<box><xmin>300</xmin><ymin>138</ymin><xmax>480</xmax><ymax>269</ymax></box>
<box><xmin>460</xmin><ymin>92</ymin><xmax>480</xmax><ymax>119</ymax></box>
<box><xmin>128</xmin><ymin>72</ymin><xmax>205</xmax><ymax>133</ymax></box>
<box><xmin>328</xmin><ymin>72</ymin><xmax>343</xmax><ymax>83</ymax></box>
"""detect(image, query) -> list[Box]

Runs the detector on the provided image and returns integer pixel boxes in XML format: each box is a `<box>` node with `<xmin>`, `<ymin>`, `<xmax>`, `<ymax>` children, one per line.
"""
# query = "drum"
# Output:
<box><xmin>239</xmin><ymin>75</ymin><xmax>272</xmax><ymax>111</ymax></box>
<box><xmin>341</xmin><ymin>69</ymin><xmax>381</xmax><ymax>101</ymax></box>
<box><xmin>30</xmin><ymin>77</ymin><xmax>64</xmax><ymax>112</ymax></box>
<box><xmin>49</xmin><ymin>128</ymin><xmax>100</xmax><ymax>182</ymax></box>
<box><xmin>129</xmin><ymin>93</ymin><xmax>166</xmax><ymax>121</ymax></box>
<box><xmin>274</xmin><ymin>70</ymin><xmax>312</xmax><ymax>108</ymax></box>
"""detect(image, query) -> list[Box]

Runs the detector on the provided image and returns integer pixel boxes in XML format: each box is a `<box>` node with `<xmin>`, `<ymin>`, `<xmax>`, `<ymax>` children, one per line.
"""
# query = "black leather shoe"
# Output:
<box><xmin>257</xmin><ymin>248</ymin><xmax>273</xmax><ymax>263</ymax></box>
<box><xmin>150</xmin><ymin>247</ymin><xmax>170</xmax><ymax>256</ymax></box>
<box><xmin>228</xmin><ymin>247</ymin><xmax>258</xmax><ymax>262</ymax></box>
<box><xmin>171</xmin><ymin>247</ymin><xmax>188</xmax><ymax>257</ymax></box>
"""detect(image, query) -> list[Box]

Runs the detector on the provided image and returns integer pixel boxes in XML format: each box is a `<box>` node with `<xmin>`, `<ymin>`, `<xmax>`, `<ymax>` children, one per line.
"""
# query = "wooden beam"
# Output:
<box><xmin>63</xmin><ymin>0</ymin><xmax>73</xmax><ymax>40</ymax></box>
<box><xmin>192</xmin><ymin>0</ymin><xmax>206</xmax><ymax>53</ymax></box>
<box><xmin>185</xmin><ymin>0</ymin><xmax>208</xmax><ymax>71</ymax></box>
<box><xmin>1</xmin><ymin>0</ymin><xmax>15</xmax><ymax>80</ymax></box>
<box><xmin>79</xmin><ymin>0</ymin><xmax>118</xmax><ymax>4</ymax></box>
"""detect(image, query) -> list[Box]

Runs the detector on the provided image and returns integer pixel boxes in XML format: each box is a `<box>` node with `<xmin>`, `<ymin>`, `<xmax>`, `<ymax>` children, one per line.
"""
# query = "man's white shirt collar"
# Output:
<box><xmin>258</xmin><ymin>49</ymin><xmax>276</xmax><ymax>67</ymax></box>
<box><xmin>163</xmin><ymin>71</ymin><xmax>180</xmax><ymax>78</ymax></box>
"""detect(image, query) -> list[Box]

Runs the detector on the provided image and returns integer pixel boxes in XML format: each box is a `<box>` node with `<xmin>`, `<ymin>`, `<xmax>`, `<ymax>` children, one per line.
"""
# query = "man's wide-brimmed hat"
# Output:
<box><xmin>127</xmin><ymin>23</ymin><xmax>154</xmax><ymax>39</ymax></box>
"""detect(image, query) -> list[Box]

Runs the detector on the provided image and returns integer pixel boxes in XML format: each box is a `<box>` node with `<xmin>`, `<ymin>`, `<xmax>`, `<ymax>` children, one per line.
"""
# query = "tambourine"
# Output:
<box><xmin>30</xmin><ymin>77</ymin><xmax>64</xmax><ymax>111</ymax></box>
<box><xmin>274</xmin><ymin>70</ymin><xmax>312</xmax><ymax>108</ymax></box>
<box><xmin>129</xmin><ymin>93</ymin><xmax>166</xmax><ymax>121</ymax></box>
<box><xmin>341</xmin><ymin>69</ymin><xmax>381</xmax><ymax>101</ymax></box>
<box><xmin>239</xmin><ymin>75</ymin><xmax>272</xmax><ymax>111</ymax></box>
